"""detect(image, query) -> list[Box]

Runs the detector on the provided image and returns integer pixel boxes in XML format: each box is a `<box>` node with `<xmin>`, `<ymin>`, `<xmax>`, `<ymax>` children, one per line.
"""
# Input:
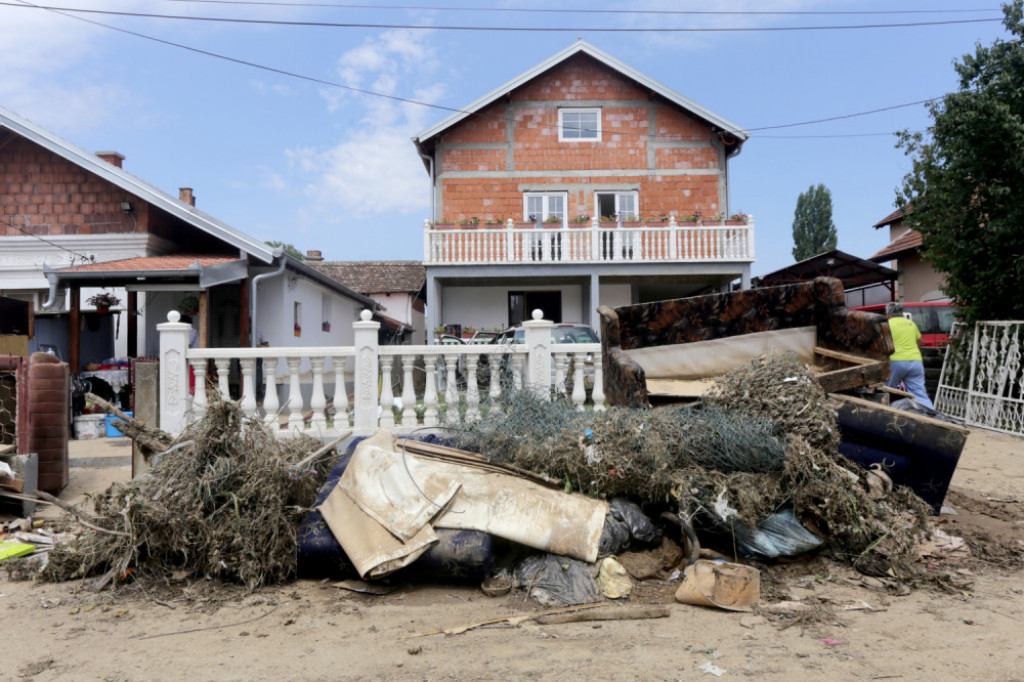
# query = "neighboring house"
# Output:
<box><xmin>869</xmin><ymin>206</ymin><xmax>947</xmax><ymax>302</ymax></box>
<box><xmin>0</xmin><ymin>105</ymin><xmax>379</xmax><ymax>377</ymax></box>
<box><xmin>304</xmin><ymin>254</ymin><xmax>427</xmax><ymax>344</ymax></box>
<box><xmin>413</xmin><ymin>40</ymin><xmax>755</xmax><ymax>338</ymax></box>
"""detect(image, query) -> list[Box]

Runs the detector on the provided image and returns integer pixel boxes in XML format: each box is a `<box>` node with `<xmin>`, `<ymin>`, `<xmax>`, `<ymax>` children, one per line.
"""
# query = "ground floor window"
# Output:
<box><xmin>508</xmin><ymin>290</ymin><xmax>562</xmax><ymax>327</ymax></box>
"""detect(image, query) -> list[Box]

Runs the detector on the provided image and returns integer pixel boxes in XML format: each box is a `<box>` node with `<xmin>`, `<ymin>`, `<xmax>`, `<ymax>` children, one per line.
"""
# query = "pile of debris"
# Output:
<box><xmin>1</xmin><ymin>354</ymin><xmax>952</xmax><ymax>615</ymax></box>
<box><xmin>37</xmin><ymin>398</ymin><xmax>329</xmax><ymax>591</ymax></box>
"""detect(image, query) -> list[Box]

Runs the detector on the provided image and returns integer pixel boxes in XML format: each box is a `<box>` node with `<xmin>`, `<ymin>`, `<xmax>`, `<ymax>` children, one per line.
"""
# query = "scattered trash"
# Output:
<box><xmin>597</xmin><ymin>557</ymin><xmax>632</xmax><ymax>599</ymax></box>
<box><xmin>820</xmin><ymin>638</ymin><xmax>847</xmax><ymax>646</ymax></box>
<box><xmin>739</xmin><ymin>615</ymin><xmax>766</xmax><ymax>628</ymax></box>
<box><xmin>514</xmin><ymin>554</ymin><xmax>600</xmax><ymax>606</ymax></box>
<box><xmin>675</xmin><ymin>560</ymin><xmax>760</xmax><ymax>611</ymax></box>
<box><xmin>331</xmin><ymin>579</ymin><xmax>399</xmax><ymax>595</ymax></box>
<box><xmin>698</xmin><ymin>661</ymin><xmax>726</xmax><ymax>677</ymax></box>
<box><xmin>732</xmin><ymin>508</ymin><xmax>824</xmax><ymax>560</ymax></box>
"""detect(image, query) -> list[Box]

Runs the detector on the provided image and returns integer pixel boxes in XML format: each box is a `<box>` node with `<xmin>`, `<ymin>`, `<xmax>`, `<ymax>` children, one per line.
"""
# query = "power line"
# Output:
<box><xmin>3</xmin><ymin>217</ymin><xmax>96</xmax><ymax>264</ymax></box>
<box><xmin>10</xmin><ymin>0</ymin><xmax>947</xmax><ymax>138</ymax></box>
<box><xmin>0</xmin><ymin>2</ymin><xmax>1003</xmax><ymax>32</ymax></box>
<box><xmin>165</xmin><ymin>1</ymin><xmax>1002</xmax><ymax>18</ymax></box>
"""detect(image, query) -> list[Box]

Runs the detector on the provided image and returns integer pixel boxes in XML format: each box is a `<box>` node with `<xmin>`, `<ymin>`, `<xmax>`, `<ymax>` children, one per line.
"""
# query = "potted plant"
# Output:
<box><xmin>648</xmin><ymin>214</ymin><xmax>670</xmax><ymax>227</ymax></box>
<box><xmin>87</xmin><ymin>291</ymin><xmax>121</xmax><ymax>313</ymax></box>
<box><xmin>570</xmin><ymin>214</ymin><xmax>591</xmax><ymax>227</ymax></box>
<box><xmin>599</xmin><ymin>214</ymin><xmax>619</xmax><ymax>228</ymax></box>
<box><xmin>458</xmin><ymin>217</ymin><xmax>480</xmax><ymax>229</ymax></box>
<box><xmin>726</xmin><ymin>211</ymin><xmax>748</xmax><ymax>226</ymax></box>
<box><xmin>484</xmin><ymin>217</ymin><xmax>506</xmax><ymax>229</ymax></box>
<box><xmin>620</xmin><ymin>213</ymin><xmax>643</xmax><ymax>228</ymax></box>
<box><xmin>543</xmin><ymin>215</ymin><xmax>563</xmax><ymax>228</ymax></box>
<box><xmin>515</xmin><ymin>215</ymin><xmax>539</xmax><ymax>229</ymax></box>
<box><xmin>432</xmin><ymin>219</ymin><xmax>457</xmax><ymax>230</ymax></box>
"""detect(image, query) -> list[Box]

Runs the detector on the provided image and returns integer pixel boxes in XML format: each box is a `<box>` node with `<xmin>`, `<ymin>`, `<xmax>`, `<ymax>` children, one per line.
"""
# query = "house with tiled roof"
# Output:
<box><xmin>0</xmin><ymin>105</ymin><xmax>378</xmax><ymax>380</ymax></box>
<box><xmin>868</xmin><ymin>206</ymin><xmax>947</xmax><ymax>302</ymax></box>
<box><xmin>305</xmin><ymin>256</ymin><xmax>426</xmax><ymax>343</ymax></box>
<box><xmin>413</xmin><ymin>40</ymin><xmax>757</xmax><ymax>338</ymax></box>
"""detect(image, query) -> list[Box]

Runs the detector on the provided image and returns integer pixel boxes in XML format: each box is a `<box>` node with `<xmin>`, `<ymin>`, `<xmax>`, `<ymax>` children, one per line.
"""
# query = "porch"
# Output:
<box><xmin>423</xmin><ymin>216</ymin><xmax>756</xmax><ymax>266</ymax></box>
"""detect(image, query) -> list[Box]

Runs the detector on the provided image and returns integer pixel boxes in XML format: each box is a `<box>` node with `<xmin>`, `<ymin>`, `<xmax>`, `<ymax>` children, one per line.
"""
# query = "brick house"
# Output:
<box><xmin>868</xmin><ymin>206</ymin><xmax>947</xmax><ymax>302</ymax></box>
<box><xmin>0</xmin><ymin>105</ymin><xmax>377</xmax><ymax>379</ymax></box>
<box><xmin>413</xmin><ymin>40</ymin><xmax>755</xmax><ymax>337</ymax></box>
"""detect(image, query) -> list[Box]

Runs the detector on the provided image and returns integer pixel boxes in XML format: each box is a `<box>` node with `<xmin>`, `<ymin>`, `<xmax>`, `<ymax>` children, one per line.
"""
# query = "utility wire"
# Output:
<box><xmin>9</xmin><ymin>0</ymin><xmax>948</xmax><ymax>138</ymax></box>
<box><xmin>3</xmin><ymin>216</ymin><xmax>96</xmax><ymax>263</ymax></box>
<box><xmin>165</xmin><ymin>1</ymin><xmax>1002</xmax><ymax>18</ymax></box>
<box><xmin>0</xmin><ymin>2</ymin><xmax>1003</xmax><ymax>32</ymax></box>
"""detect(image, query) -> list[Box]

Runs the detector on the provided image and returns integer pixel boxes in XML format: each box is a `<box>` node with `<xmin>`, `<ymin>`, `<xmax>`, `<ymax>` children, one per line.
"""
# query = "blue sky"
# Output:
<box><xmin>0</xmin><ymin>1</ymin><xmax>1010</xmax><ymax>277</ymax></box>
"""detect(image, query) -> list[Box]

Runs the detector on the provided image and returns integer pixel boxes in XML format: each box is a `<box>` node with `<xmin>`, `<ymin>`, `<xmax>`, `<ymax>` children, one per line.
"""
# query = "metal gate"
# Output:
<box><xmin>935</xmin><ymin>321</ymin><xmax>1024</xmax><ymax>436</ymax></box>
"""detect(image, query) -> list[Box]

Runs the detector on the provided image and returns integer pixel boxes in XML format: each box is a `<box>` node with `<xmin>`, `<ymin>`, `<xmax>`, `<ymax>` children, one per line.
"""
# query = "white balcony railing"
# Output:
<box><xmin>158</xmin><ymin>310</ymin><xmax>604</xmax><ymax>439</ymax></box>
<box><xmin>423</xmin><ymin>217</ymin><xmax>755</xmax><ymax>265</ymax></box>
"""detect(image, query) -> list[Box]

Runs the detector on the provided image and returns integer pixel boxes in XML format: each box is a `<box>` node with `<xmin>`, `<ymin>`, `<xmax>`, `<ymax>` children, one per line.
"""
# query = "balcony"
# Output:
<box><xmin>423</xmin><ymin>216</ymin><xmax>755</xmax><ymax>266</ymax></box>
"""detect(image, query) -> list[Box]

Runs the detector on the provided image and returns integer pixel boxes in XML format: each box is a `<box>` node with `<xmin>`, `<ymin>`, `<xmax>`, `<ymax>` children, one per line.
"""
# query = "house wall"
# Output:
<box><xmin>900</xmin><ymin>253</ymin><xmax>947</xmax><ymax>302</ymax></box>
<box><xmin>432</xmin><ymin>54</ymin><xmax>728</xmax><ymax>224</ymax></box>
<box><xmin>0</xmin><ymin>137</ymin><xmax>147</xmax><ymax>238</ymax></box>
<box><xmin>599</xmin><ymin>283</ymin><xmax>633</xmax><ymax>309</ymax></box>
<box><xmin>441</xmin><ymin>284</ymin><xmax>584</xmax><ymax>330</ymax></box>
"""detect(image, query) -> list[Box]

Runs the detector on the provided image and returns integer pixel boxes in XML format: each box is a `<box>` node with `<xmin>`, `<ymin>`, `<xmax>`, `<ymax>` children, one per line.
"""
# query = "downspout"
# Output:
<box><xmin>250</xmin><ymin>248</ymin><xmax>286</xmax><ymax>347</ymax></box>
<box><xmin>41</xmin><ymin>269</ymin><xmax>61</xmax><ymax>309</ymax></box>
<box><xmin>417</xmin><ymin>148</ymin><xmax>435</xmax><ymax>223</ymax></box>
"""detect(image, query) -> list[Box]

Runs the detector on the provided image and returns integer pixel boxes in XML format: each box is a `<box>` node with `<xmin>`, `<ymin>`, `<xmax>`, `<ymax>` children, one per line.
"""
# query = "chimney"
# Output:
<box><xmin>95</xmin><ymin>151</ymin><xmax>125</xmax><ymax>168</ymax></box>
<box><xmin>179</xmin><ymin>187</ymin><xmax>195</xmax><ymax>206</ymax></box>
<box><xmin>305</xmin><ymin>250</ymin><xmax>324</xmax><ymax>261</ymax></box>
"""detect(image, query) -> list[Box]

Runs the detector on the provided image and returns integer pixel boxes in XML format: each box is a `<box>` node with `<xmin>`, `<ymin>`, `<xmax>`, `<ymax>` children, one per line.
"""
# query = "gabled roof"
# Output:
<box><xmin>413</xmin><ymin>40</ymin><xmax>748</xmax><ymax>159</ymax></box>
<box><xmin>0</xmin><ymin>105</ymin><xmax>275</xmax><ymax>264</ymax></box>
<box><xmin>870</xmin><ymin>229</ymin><xmax>923</xmax><ymax>263</ymax></box>
<box><xmin>307</xmin><ymin>261</ymin><xmax>426</xmax><ymax>297</ymax></box>
<box><xmin>57</xmin><ymin>254</ymin><xmax>238</xmax><ymax>273</ymax></box>
<box><xmin>873</xmin><ymin>205</ymin><xmax>913</xmax><ymax>229</ymax></box>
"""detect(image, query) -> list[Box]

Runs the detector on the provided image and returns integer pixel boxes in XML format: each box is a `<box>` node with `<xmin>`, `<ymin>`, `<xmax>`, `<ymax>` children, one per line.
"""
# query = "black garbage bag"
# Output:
<box><xmin>514</xmin><ymin>553</ymin><xmax>600</xmax><ymax>606</ymax></box>
<box><xmin>609</xmin><ymin>497</ymin><xmax>662</xmax><ymax>545</ymax></box>
<box><xmin>732</xmin><ymin>508</ymin><xmax>824</xmax><ymax>561</ymax></box>
<box><xmin>598</xmin><ymin>514</ymin><xmax>631</xmax><ymax>557</ymax></box>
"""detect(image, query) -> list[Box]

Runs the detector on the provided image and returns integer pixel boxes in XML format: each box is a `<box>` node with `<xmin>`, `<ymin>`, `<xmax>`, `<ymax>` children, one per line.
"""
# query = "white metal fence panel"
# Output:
<box><xmin>935</xmin><ymin>320</ymin><xmax>1024</xmax><ymax>436</ymax></box>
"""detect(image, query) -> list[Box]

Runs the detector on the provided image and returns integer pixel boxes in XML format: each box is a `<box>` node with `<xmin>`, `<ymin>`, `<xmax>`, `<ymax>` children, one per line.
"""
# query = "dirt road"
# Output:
<box><xmin>3</xmin><ymin>428</ymin><xmax>1022</xmax><ymax>681</ymax></box>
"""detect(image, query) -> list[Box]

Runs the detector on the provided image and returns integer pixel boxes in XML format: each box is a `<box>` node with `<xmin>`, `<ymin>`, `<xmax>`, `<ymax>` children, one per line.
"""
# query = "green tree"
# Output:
<box><xmin>265</xmin><ymin>240</ymin><xmax>304</xmax><ymax>260</ymax></box>
<box><xmin>791</xmin><ymin>184</ymin><xmax>837</xmax><ymax>261</ymax></box>
<box><xmin>897</xmin><ymin>1</ymin><xmax>1024</xmax><ymax>324</ymax></box>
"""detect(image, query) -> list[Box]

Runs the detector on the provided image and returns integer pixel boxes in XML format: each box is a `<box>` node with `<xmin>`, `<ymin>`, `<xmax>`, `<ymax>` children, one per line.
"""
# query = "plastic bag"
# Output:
<box><xmin>733</xmin><ymin>508</ymin><xmax>823</xmax><ymax>560</ymax></box>
<box><xmin>514</xmin><ymin>553</ymin><xmax>600</xmax><ymax>606</ymax></box>
<box><xmin>609</xmin><ymin>497</ymin><xmax>662</xmax><ymax>545</ymax></box>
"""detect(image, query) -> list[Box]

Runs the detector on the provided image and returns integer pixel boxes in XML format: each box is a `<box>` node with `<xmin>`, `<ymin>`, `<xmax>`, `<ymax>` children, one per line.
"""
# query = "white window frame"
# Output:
<box><xmin>523</xmin><ymin>192</ymin><xmax>568</xmax><ymax>227</ymax></box>
<box><xmin>595</xmin><ymin>191</ymin><xmax>640</xmax><ymax>221</ymax></box>
<box><xmin>558</xmin><ymin>108</ymin><xmax>601</xmax><ymax>142</ymax></box>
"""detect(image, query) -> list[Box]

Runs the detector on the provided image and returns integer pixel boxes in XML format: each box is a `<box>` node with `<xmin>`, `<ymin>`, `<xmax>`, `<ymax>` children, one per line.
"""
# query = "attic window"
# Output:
<box><xmin>559</xmin><ymin>108</ymin><xmax>600</xmax><ymax>142</ymax></box>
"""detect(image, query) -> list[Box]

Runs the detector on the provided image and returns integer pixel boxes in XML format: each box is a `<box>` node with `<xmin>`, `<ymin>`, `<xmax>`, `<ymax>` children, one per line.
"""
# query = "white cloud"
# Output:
<box><xmin>281</xmin><ymin>30</ymin><xmax>444</xmax><ymax>221</ymax></box>
<box><xmin>0</xmin><ymin>3</ymin><xmax>134</xmax><ymax>130</ymax></box>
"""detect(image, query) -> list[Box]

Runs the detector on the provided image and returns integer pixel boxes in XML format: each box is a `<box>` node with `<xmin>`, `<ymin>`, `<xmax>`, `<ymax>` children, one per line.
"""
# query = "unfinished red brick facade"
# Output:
<box><xmin>433</xmin><ymin>54</ymin><xmax>729</xmax><ymax>224</ymax></box>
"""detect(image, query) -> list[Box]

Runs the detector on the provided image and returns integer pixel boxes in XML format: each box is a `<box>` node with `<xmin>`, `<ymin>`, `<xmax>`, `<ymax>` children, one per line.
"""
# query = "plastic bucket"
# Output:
<box><xmin>105</xmin><ymin>411</ymin><xmax>132</xmax><ymax>437</ymax></box>
<box><xmin>675</xmin><ymin>559</ymin><xmax>760</xmax><ymax>611</ymax></box>
<box><xmin>73</xmin><ymin>414</ymin><xmax>105</xmax><ymax>440</ymax></box>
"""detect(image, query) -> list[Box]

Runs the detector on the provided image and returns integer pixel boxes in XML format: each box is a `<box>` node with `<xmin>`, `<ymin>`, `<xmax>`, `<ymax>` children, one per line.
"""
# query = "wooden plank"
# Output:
<box><xmin>70</xmin><ymin>284</ymin><xmax>80</xmax><ymax>372</ymax></box>
<box><xmin>813</xmin><ymin>346</ymin><xmax>876</xmax><ymax>366</ymax></box>
<box><xmin>645</xmin><ymin>378</ymin><xmax>715</xmax><ymax>398</ymax></box>
<box><xmin>0</xmin><ymin>474</ymin><xmax>24</xmax><ymax>493</ymax></box>
<box><xmin>829</xmin><ymin>392</ymin><xmax>969</xmax><ymax>433</ymax></box>
<box><xmin>816</xmin><ymin>360</ymin><xmax>888</xmax><ymax>394</ymax></box>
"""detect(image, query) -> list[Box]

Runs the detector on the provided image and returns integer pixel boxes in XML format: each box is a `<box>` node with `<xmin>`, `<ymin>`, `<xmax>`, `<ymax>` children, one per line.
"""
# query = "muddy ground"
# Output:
<box><xmin>2</xmin><ymin>427</ymin><xmax>1023</xmax><ymax>681</ymax></box>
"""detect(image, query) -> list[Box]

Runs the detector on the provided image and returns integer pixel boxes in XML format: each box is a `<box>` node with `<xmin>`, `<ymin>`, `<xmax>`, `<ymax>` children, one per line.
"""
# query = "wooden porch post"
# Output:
<box><xmin>69</xmin><ymin>285</ymin><xmax>80</xmax><ymax>372</ymax></box>
<box><xmin>198</xmin><ymin>289</ymin><xmax>209</xmax><ymax>348</ymax></box>
<box><xmin>127</xmin><ymin>290</ymin><xmax>138</xmax><ymax>357</ymax></box>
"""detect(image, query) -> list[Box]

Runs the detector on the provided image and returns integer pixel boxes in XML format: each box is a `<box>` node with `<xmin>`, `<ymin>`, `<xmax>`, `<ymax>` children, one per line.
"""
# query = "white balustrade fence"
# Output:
<box><xmin>423</xmin><ymin>217</ymin><xmax>755</xmax><ymax>265</ymax></box>
<box><xmin>158</xmin><ymin>310</ymin><xmax>605</xmax><ymax>438</ymax></box>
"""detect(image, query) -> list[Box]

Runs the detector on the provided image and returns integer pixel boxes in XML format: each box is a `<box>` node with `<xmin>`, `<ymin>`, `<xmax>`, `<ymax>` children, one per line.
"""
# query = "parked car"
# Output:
<box><xmin>489</xmin><ymin>323</ymin><xmax>600</xmax><ymax>393</ymax></box>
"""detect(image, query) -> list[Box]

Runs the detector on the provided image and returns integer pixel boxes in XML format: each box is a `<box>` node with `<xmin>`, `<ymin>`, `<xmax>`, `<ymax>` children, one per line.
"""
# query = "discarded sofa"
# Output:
<box><xmin>597</xmin><ymin>277</ymin><xmax>893</xmax><ymax>408</ymax></box>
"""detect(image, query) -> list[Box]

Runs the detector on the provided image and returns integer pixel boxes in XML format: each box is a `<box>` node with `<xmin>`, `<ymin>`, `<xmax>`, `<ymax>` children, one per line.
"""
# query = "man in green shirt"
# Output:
<box><xmin>885</xmin><ymin>302</ymin><xmax>935</xmax><ymax>409</ymax></box>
